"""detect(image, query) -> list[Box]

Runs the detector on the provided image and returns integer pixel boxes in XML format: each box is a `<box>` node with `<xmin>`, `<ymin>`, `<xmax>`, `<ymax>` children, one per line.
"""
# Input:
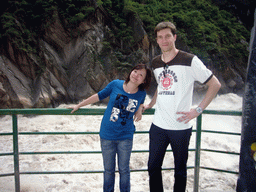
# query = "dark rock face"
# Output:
<box><xmin>0</xmin><ymin>4</ymin><xmax>249</xmax><ymax>108</ymax></box>
<box><xmin>0</xmin><ymin>7</ymin><xmax>150</xmax><ymax>108</ymax></box>
<box><xmin>237</xmin><ymin>8</ymin><xmax>256</xmax><ymax>192</ymax></box>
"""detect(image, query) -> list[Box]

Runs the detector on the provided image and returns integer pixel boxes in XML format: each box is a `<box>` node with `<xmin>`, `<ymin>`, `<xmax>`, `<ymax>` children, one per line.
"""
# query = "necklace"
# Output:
<box><xmin>162</xmin><ymin>51</ymin><xmax>179</xmax><ymax>77</ymax></box>
<box><xmin>161</xmin><ymin>55</ymin><xmax>168</xmax><ymax>77</ymax></box>
<box><xmin>124</xmin><ymin>83</ymin><xmax>138</xmax><ymax>94</ymax></box>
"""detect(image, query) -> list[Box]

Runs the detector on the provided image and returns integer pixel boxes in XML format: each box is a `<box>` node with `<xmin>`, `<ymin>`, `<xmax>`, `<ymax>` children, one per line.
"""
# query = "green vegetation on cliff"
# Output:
<box><xmin>0</xmin><ymin>0</ymin><xmax>252</xmax><ymax>74</ymax></box>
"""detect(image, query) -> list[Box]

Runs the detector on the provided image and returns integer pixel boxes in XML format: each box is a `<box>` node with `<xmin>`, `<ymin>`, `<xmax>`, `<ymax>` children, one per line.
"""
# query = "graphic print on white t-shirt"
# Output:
<box><xmin>157</xmin><ymin>67</ymin><xmax>178</xmax><ymax>95</ymax></box>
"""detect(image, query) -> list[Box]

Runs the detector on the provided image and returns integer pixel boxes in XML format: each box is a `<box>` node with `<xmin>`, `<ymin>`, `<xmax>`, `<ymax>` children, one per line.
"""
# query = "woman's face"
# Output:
<box><xmin>129</xmin><ymin>68</ymin><xmax>147</xmax><ymax>86</ymax></box>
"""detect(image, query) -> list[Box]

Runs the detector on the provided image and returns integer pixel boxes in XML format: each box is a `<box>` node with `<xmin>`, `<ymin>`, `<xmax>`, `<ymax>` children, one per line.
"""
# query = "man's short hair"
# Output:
<box><xmin>154</xmin><ymin>21</ymin><xmax>177</xmax><ymax>37</ymax></box>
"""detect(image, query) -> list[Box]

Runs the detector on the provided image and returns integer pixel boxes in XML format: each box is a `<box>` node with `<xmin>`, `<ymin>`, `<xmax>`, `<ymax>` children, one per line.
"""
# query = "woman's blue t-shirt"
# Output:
<box><xmin>98</xmin><ymin>79</ymin><xmax>146</xmax><ymax>140</ymax></box>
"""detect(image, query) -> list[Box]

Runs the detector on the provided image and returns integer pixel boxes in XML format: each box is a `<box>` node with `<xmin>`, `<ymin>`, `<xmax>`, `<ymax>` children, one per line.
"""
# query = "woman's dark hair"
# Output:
<box><xmin>125</xmin><ymin>64</ymin><xmax>152</xmax><ymax>90</ymax></box>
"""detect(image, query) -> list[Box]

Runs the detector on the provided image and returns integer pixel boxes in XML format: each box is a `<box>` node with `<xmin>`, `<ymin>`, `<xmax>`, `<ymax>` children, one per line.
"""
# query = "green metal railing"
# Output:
<box><xmin>0</xmin><ymin>108</ymin><xmax>242</xmax><ymax>192</ymax></box>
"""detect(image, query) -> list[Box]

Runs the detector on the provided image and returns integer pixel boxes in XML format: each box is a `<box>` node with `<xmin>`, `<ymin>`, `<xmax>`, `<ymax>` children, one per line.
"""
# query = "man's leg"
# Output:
<box><xmin>169</xmin><ymin>128</ymin><xmax>192</xmax><ymax>192</ymax></box>
<box><xmin>148</xmin><ymin>124</ymin><xmax>169</xmax><ymax>192</ymax></box>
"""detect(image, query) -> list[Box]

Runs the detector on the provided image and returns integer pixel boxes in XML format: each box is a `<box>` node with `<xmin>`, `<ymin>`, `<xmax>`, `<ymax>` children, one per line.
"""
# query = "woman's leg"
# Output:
<box><xmin>117</xmin><ymin>139</ymin><xmax>133</xmax><ymax>192</ymax></box>
<box><xmin>101</xmin><ymin>138</ymin><xmax>117</xmax><ymax>192</ymax></box>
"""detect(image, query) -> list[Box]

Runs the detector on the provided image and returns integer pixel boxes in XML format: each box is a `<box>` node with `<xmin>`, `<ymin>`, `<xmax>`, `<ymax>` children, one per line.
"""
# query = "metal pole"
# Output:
<box><xmin>194</xmin><ymin>114</ymin><xmax>202</xmax><ymax>192</ymax></box>
<box><xmin>13</xmin><ymin>114</ymin><xmax>20</xmax><ymax>192</ymax></box>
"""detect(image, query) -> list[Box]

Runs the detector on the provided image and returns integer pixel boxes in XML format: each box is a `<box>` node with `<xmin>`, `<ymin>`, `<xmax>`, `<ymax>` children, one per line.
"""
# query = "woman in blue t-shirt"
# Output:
<box><xmin>69</xmin><ymin>64</ymin><xmax>151</xmax><ymax>192</ymax></box>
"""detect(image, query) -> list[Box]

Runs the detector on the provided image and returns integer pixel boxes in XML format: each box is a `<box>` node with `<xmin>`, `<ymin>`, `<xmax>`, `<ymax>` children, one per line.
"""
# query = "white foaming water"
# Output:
<box><xmin>0</xmin><ymin>93</ymin><xmax>242</xmax><ymax>192</ymax></box>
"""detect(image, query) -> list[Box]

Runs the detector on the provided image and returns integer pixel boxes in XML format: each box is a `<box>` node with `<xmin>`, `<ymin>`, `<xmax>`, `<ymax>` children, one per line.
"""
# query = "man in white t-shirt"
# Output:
<box><xmin>143</xmin><ymin>21</ymin><xmax>221</xmax><ymax>192</ymax></box>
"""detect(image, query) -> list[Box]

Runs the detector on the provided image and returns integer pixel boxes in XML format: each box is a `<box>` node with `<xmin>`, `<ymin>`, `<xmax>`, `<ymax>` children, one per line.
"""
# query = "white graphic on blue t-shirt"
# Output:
<box><xmin>110</xmin><ymin>94</ymin><xmax>138</xmax><ymax>125</ymax></box>
<box><xmin>127</xmin><ymin>99</ymin><xmax>138</xmax><ymax>112</ymax></box>
<box><xmin>110</xmin><ymin>107</ymin><xmax>120</xmax><ymax>122</ymax></box>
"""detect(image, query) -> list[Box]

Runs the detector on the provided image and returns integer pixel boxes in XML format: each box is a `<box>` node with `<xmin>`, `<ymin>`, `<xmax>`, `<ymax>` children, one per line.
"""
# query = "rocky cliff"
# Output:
<box><xmin>0</xmin><ymin>5</ymin><xmax>151</xmax><ymax>108</ymax></box>
<box><xmin>0</xmin><ymin>3</ymin><xmax>249</xmax><ymax>108</ymax></box>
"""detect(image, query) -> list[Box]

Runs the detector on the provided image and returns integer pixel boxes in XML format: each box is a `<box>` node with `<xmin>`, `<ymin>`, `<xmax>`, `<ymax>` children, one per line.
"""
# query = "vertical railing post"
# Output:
<box><xmin>194</xmin><ymin>114</ymin><xmax>202</xmax><ymax>192</ymax></box>
<box><xmin>12</xmin><ymin>114</ymin><xmax>20</xmax><ymax>192</ymax></box>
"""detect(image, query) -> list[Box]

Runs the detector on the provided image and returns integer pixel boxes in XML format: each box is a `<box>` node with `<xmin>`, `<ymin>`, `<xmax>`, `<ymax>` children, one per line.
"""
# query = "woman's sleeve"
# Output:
<box><xmin>98</xmin><ymin>80</ymin><xmax>115</xmax><ymax>101</ymax></box>
<box><xmin>141</xmin><ymin>91</ymin><xmax>146</xmax><ymax>104</ymax></box>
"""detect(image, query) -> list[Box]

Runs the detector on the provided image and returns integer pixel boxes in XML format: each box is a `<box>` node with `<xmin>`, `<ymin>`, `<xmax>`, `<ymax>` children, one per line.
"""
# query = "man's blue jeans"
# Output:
<box><xmin>100</xmin><ymin>138</ymin><xmax>133</xmax><ymax>192</ymax></box>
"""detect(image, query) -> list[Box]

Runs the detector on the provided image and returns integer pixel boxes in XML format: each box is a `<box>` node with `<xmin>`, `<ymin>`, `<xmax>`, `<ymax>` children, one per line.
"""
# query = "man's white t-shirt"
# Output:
<box><xmin>152</xmin><ymin>50</ymin><xmax>213</xmax><ymax>130</ymax></box>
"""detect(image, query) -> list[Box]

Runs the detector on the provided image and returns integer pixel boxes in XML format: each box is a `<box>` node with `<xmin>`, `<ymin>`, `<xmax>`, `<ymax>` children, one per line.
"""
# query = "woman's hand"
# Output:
<box><xmin>67</xmin><ymin>105</ymin><xmax>80</xmax><ymax>114</ymax></box>
<box><xmin>134</xmin><ymin>111</ymin><xmax>142</xmax><ymax>122</ymax></box>
<box><xmin>134</xmin><ymin>104</ymin><xmax>144</xmax><ymax>122</ymax></box>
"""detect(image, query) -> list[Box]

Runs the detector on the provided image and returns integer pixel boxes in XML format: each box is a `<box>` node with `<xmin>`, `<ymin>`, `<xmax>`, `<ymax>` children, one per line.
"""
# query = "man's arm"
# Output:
<box><xmin>177</xmin><ymin>75</ymin><xmax>221</xmax><ymax>123</ymax></box>
<box><xmin>196</xmin><ymin>75</ymin><xmax>221</xmax><ymax>111</ymax></box>
<box><xmin>143</xmin><ymin>89</ymin><xmax>158</xmax><ymax>112</ymax></box>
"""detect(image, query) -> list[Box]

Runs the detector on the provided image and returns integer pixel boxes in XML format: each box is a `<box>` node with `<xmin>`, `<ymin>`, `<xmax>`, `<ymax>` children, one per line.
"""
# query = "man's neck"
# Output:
<box><xmin>161</xmin><ymin>48</ymin><xmax>179</xmax><ymax>63</ymax></box>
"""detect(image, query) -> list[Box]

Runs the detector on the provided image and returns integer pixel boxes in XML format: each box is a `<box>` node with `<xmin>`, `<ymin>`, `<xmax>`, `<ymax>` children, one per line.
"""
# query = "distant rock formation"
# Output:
<box><xmin>0</xmin><ymin>5</ymin><xmax>150</xmax><ymax>108</ymax></box>
<box><xmin>0</xmin><ymin>3</ymin><xmax>248</xmax><ymax>108</ymax></box>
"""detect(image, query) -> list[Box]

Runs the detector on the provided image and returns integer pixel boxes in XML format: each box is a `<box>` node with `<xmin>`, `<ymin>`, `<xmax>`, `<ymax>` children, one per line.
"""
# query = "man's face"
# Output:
<box><xmin>156</xmin><ymin>28</ymin><xmax>177</xmax><ymax>52</ymax></box>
